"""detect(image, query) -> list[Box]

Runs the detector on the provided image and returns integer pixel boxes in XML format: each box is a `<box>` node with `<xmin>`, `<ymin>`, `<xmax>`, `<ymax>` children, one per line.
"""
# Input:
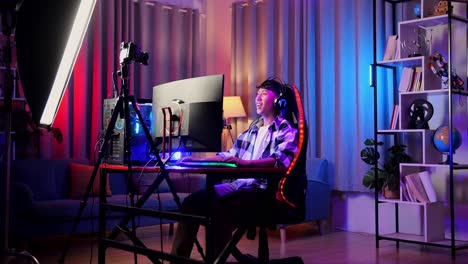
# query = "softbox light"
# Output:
<box><xmin>15</xmin><ymin>0</ymin><xmax>96</xmax><ymax>128</ymax></box>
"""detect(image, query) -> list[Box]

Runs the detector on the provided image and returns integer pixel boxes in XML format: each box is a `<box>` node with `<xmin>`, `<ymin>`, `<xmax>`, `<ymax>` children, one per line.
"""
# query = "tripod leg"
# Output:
<box><xmin>127</xmin><ymin>97</ymin><xmax>207</xmax><ymax>261</ymax></box>
<box><xmin>59</xmin><ymin>96</ymin><xmax>125</xmax><ymax>264</ymax></box>
<box><xmin>121</xmin><ymin>91</ymin><xmax>139</xmax><ymax>264</ymax></box>
<box><xmin>108</xmin><ymin>170</ymin><xmax>169</xmax><ymax>239</ymax></box>
<box><xmin>215</xmin><ymin>227</ymin><xmax>247</xmax><ymax>264</ymax></box>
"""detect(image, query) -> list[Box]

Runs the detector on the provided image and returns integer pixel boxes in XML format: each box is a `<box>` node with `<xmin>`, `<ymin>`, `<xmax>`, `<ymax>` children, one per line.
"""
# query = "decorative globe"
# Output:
<box><xmin>433</xmin><ymin>126</ymin><xmax>462</xmax><ymax>154</ymax></box>
<box><xmin>413</xmin><ymin>4</ymin><xmax>421</xmax><ymax>17</ymax></box>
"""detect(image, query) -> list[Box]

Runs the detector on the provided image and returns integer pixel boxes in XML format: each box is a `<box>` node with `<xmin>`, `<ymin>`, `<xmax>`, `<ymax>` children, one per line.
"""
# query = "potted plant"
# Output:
<box><xmin>360</xmin><ymin>138</ymin><xmax>411</xmax><ymax>199</ymax></box>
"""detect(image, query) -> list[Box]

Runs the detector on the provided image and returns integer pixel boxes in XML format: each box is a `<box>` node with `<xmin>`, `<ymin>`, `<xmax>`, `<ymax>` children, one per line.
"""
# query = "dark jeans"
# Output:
<box><xmin>170</xmin><ymin>186</ymin><xmax>277</xmax><ymax>262</ymax></box>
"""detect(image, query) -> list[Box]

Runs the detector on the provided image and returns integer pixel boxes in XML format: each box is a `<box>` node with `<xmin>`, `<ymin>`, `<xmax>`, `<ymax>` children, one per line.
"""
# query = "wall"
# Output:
<box><xmin>149</xmin><ymin>0</ymin><xmax>235</xmax><ymax>94</ymax></box>
<box><xmin>204</xmin><ymin>0</ymin><xmax>236</xmax><ymax>95</ymax></box>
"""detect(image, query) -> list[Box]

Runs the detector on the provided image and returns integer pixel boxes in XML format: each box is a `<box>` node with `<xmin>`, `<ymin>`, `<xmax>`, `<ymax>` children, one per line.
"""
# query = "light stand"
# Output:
<box><xmin>1</xmin><ymin>1</ymin><xmax>38</xmax><ymax>263</ymax></box>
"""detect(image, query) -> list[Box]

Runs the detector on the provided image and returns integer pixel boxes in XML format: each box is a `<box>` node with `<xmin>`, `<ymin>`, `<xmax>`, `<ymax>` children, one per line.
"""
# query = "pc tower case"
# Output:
<box><xmin>102</xmin><ymin>98</ymin><xmax>154</xmax><ymax>165</ymax></box>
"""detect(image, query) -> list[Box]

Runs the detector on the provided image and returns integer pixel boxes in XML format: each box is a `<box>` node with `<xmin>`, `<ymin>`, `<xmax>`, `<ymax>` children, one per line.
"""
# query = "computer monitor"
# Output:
<box><xmin>152</xmin><ymin>74</ymin><xmax>224</xmax><ymax>153</ymax></box>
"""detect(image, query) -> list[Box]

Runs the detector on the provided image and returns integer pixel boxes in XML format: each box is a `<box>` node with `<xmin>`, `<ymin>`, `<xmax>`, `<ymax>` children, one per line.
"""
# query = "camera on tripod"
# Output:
<box><xmin>119</xmin><ymin>42</ymin><xmax>149</xmax><ymax>65</ymax></box>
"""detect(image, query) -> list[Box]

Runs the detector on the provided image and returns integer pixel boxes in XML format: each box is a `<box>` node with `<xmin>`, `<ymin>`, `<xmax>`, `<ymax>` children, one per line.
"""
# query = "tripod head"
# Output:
<box><xmin>118</xmin><ymin>42</ymin><xmax>148</xmax><ymax>85</ymax></box>
<box><xmin>119</xmin><ymin>42</ymin><xmax>149</xmax><ymax>66</ymax></box>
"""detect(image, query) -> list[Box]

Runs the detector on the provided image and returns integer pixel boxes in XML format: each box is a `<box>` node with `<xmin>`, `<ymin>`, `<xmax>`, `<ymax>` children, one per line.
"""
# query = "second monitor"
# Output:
<box><xmin>152</xmin><ymin>74</ymin><xmax>224</xmax><ymax>153</ymax></box>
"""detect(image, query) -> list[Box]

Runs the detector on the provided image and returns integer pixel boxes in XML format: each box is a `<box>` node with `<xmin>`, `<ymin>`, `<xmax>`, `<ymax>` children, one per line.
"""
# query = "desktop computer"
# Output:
<box><xmin>103</xmin><ymin>98</ymin><xmax>154</xmax><ymax>165</ymax></box>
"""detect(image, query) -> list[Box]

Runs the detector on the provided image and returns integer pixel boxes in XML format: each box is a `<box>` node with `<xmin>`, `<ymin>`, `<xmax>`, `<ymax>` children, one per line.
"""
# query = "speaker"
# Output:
<box><xmin>103</xmin><ymin>98</ymin><xmax>154</xmax><ymax>165</ymax></box>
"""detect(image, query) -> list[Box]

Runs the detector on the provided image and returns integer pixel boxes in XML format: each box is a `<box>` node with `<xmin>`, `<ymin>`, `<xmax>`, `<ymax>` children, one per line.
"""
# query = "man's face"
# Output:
<box><xmin>256</xmin><ymin>88</ymin><xmax>277</xmax><ymax>116</ymax></box>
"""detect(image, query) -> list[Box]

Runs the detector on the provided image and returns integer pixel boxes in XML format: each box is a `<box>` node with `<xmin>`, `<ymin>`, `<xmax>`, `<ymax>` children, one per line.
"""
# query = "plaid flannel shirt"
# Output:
<box><xmin>216</xmin><ymin>116</ymin><xmax>298</xmax><ymax>190</ymax></box>
<box><xmin>218</xmin><ymin>116</ymin><xmax>298</xmax><ymax>168</ymax></box>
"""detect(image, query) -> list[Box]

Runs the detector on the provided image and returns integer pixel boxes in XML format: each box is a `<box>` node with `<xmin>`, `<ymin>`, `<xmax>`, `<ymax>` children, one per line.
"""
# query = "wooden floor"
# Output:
<box><xmin>16</xmin><ymin>223</ymin><xmax>468</xmax><ymax>264</ymax></box>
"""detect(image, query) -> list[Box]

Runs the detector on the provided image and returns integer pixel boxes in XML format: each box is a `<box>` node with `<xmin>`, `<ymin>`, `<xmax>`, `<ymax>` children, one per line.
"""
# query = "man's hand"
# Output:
<box><xmin>222</xmin><ymin>156</ymin><xmax>276</xmax><ymax>168</ymax></box>
<box><xmin>222</xmin><ymin>156</ymin><xmax>250</xmax><ymax>167</ymax></box>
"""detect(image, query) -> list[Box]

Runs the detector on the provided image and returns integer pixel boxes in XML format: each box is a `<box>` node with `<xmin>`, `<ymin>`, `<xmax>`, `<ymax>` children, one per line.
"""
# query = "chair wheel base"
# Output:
<box><xmin>229</xmin><ymin>253</ymin><xmax>257</xmax><ymax>263</ymax></box>
<box><xmin>270</xmin><ymin>256</ymin><xmax>304</xmax><ymax>264</ymax></box>
<box><xmin>229</xmin><ymin>254</ymin><xmax>304</xmax><ymax>264</ymax></box>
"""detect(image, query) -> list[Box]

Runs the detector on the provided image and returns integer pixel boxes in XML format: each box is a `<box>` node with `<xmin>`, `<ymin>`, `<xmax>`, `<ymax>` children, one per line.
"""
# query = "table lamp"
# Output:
<box><xmin>223</xmin><ymin>96</ymin><xmax>246</xmax><ymax>143</ymax></box>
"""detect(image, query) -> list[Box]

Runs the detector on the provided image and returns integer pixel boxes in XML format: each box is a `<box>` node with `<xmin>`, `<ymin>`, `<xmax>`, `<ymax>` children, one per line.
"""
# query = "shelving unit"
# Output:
<box><xmin>372</xmin><ymin>0</ymin><xmax>468</xmax><ymax>259</ymax></box>
<box><xmin>1</xmin><ymin>38</ymin><xmax>22</xmax><ymax>160</ymax></box>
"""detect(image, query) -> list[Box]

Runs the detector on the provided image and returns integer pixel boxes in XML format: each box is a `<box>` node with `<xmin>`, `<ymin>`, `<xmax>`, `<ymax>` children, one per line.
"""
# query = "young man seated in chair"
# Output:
<box><xmin>170</xmin><ymin>78</ymin><xmax>304</xmax><ymax>263</ymax></box>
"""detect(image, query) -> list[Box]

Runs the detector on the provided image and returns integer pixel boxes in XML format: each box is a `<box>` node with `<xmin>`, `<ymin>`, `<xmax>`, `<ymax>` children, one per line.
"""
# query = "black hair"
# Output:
<box><xmin>256</xmin><ymin>77</ymin><xmax>286</xmax><ymax>96</ymax></box>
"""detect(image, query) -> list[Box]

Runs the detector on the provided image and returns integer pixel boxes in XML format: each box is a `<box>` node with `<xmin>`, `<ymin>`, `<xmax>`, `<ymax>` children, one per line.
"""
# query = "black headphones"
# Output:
<box><xmin>258</xmin><ymin>78</ymin><xmax>289</xmax><ymax>112</ymax></box>
<box><xmin>273</xmin><ymin>86</ymin><xmax>288</xmax><ymax>111</ymax></box>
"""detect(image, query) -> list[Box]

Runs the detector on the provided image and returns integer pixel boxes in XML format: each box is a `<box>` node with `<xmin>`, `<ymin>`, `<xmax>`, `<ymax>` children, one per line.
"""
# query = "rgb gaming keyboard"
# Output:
<box><xmin>167</xmin><ymin>161</ymin><xmax>238</xmax><ymax>168</ymax></box>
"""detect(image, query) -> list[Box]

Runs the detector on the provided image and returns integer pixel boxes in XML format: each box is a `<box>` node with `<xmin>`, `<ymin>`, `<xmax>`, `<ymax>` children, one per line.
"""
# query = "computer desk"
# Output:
<box><xmin>97</xmin><ymin>164</ymin><xmax>286</xmax><ymax>264</ymax></box>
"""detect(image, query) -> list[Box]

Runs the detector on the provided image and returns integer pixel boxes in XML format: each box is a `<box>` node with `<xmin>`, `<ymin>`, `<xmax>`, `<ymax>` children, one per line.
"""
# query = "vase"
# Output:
<box><xmin>383</xmin><ymin>186</ymin><xmax>400</xmax><ymax>199</ymax></box>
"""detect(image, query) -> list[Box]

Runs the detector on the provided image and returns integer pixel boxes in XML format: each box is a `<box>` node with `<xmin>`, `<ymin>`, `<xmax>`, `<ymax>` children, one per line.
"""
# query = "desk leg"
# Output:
<box><xmin>98</xmin><ymin>168</ymin><xmax>107</xmax><ymax>264</ymax></box>
<box><xmin>205</xmin><ymin>173</ymin><xmax>217</xmax><ymax>263</ymax></box>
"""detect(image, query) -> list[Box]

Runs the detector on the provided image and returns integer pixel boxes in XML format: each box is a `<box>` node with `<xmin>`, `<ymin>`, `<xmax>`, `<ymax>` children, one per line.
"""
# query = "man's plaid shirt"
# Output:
<box><xmin>218</xmin><ymin>116</ymin><xmax>298</xmax><ymax>168</ymax></box>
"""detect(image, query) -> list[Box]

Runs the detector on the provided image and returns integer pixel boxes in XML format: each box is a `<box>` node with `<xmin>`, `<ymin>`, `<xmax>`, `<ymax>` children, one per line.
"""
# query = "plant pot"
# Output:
<box><xmin>383</xmin><ymin>186</ymin><xmax>400</xmax><ymax>199</ymax></box>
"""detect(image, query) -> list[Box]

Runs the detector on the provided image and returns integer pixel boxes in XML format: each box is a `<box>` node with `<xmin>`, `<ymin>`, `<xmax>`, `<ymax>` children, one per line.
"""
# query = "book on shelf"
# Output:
<box><xmin>418</xmin><ymin>171</ymin><xmax>437</xmax><ymax>202</ymax></box>
<box><xmin>394</xmin><ymin>41</ymin><xmax>400</xmax><ymax>59</ymax></box>
<box><xmin>400</xmin><ymin>181</ymin><xmax>410</xmax><ymax>202</ymax></box>
<box><xmin>382</xmin><ymin>35</ymin><xmax>398</xmax><ymax>61</ymax></box>
<box><xmin>389</xmin><ymin>104</ymin><xmax>399</xmax><ymax>130</ymax></box>
<box><xmin>404</xmin><ymin>171</ymin><xmax>436</xmax><ymax>203</ymax></box>
<box><xmin>402</xmin><ymin>178</ymin><xmax>417</xmax><ymax>202</ymax></box>
<box><xmin>410</xmin><ymin>67</ymin><xmax>422</xmax><ymax>92</ymax></box>
<box><xmin>398</xmin><ymin>67</ymin><xmax>413</xmax><ymax>92</ymax></box>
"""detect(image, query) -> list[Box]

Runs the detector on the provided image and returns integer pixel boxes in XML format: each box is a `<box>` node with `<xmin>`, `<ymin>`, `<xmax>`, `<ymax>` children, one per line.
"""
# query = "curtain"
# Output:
<box><xmin>231</xmin><ymin>0</ymin><xmax>375</xmax><ymax>191</ymax></box>
<box><xmin>37</xmin><ymin>0</ymin><xmax>203</xmax><ymax>162</ymax></box>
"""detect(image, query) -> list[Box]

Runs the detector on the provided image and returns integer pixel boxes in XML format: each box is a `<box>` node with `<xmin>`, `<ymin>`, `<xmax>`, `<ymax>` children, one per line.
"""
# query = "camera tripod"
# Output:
<box><xmin>59</xmin><ymin>42</ymin><xmax>205</xmax><ymax>264</ymax></box>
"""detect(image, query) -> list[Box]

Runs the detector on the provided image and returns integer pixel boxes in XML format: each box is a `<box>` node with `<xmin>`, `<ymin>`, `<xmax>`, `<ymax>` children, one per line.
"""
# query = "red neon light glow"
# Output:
<box><xmin>278</xmin><ymin>84</ymin><xmax>305</xmax><ymax>208</ymax></box>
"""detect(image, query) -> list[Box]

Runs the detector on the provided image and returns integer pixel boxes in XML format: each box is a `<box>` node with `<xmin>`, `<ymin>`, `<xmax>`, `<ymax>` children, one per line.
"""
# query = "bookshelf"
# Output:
<box><xmin>372</xmin><ymin>0</ymin><xmax>468</xmax><ymax>258</ymax></box>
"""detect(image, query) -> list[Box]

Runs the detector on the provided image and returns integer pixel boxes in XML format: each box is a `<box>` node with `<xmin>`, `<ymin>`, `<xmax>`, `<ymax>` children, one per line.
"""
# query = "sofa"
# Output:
<box><xmin>304</xmin><ymin>158</ymin><xmax>331</xmax><ymax>228</ymax></box>
<box><xmin>5</xmin><ymin>159</ymin><xmax>205</xmax><ymax>241</ymax></box>
<box><xmin>5</xmin><ymin>158</ymin><xmax>330</xmax><ymax>244</ymax></box>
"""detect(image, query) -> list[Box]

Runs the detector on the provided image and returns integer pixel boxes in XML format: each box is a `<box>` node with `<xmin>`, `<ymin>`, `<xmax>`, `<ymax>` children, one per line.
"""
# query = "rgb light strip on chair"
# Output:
<box><xmin>278</xmin><ymin>84</ymin><xmax>305</xmax><ymax>208</ymax></box>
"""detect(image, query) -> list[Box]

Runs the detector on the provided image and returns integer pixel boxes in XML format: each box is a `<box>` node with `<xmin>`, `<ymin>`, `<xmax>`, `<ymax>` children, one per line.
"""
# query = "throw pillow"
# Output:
<box><xmin>69</xmin><ymin>163</ymin><xmax>112</xmax><ymax>199</ymax></box>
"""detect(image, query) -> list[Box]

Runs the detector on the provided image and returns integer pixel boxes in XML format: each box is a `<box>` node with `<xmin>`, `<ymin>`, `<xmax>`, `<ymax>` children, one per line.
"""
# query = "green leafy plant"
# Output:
<box><xmin>360</xmin><ymin>138</ymin><xmax>411</xmax><ymax>192</ymax></box>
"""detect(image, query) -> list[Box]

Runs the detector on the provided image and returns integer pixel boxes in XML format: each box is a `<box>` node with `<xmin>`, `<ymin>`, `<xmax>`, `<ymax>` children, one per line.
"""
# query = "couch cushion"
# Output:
<box><xmin>51</xmin><ymin>160</ymin><xmax>89</xmax><ymax>199</ymax></box>
<box><xmin>27</xmin><ymin>193</ymin><xmax>190</xmax><ymax>223</ymax></box>
<box><xmin>306</xmin><ymin>158</ymin><xmax>329</xmax><ymax>184</ymax></box>
<box><xmin>108</xmin><ymin>192</ymin><xmax>188</xmax><ymax>212</ymax></box>
<box><xmin>11</xmin><ymin>160</ymin><xmax>70</xmax><ymax>200</ymax></box>
<box><xmin>69</xmin><ymin>163</ymin><xmax>112</xmax><ymax>199</ymax></box>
